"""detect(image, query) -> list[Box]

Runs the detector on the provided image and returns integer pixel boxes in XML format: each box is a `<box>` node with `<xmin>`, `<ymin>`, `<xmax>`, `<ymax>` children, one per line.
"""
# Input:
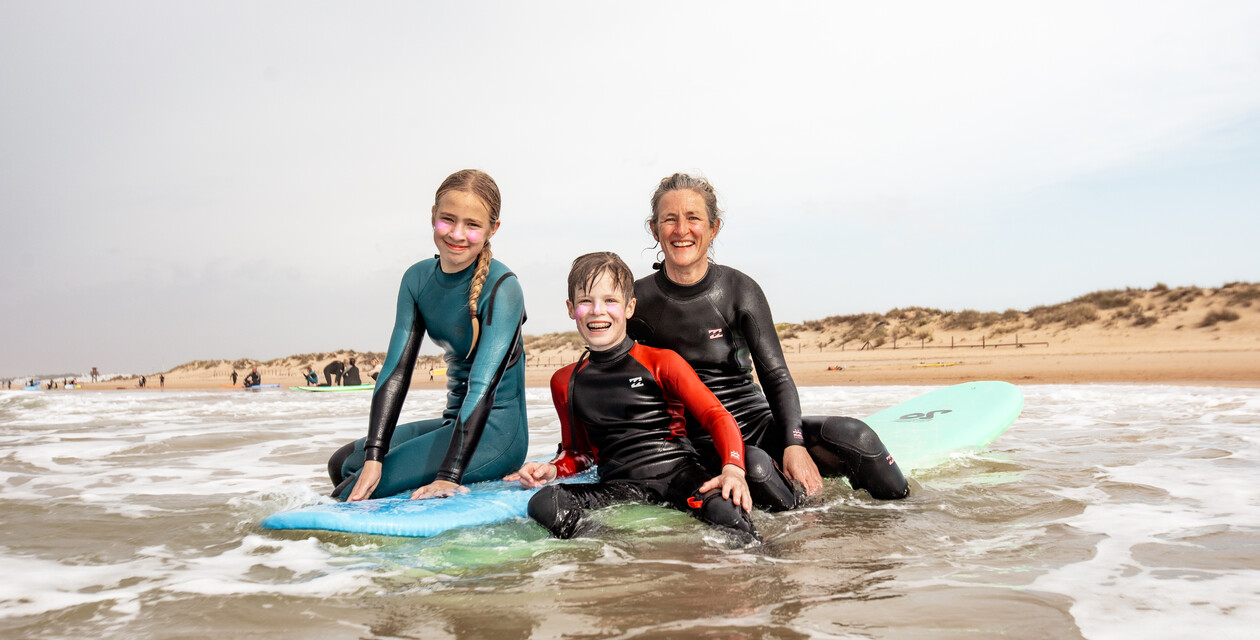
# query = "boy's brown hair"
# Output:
<box><xmin>567</xmin><ymin>252</ymin><xmax>634</xmax><ymax>303</ymax></box>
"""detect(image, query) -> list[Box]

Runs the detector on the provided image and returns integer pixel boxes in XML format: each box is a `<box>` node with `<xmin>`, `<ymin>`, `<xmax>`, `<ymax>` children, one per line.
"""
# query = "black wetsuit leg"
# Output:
<box><xmin>528</xmin><ymin>481</ymin><xmax>652</xmax><ymax>539</ymax></box>
<box><xmin>663</xmin><ymin>461</ymin><xmax>758</xmax><ymax>540</ymax></box>
<box><xmin>528</xmin><ymin>462</ymin><xmax>757</xmax><ymax>540</ymax></box>
<box><xmin>802</xmin><ymin>416</ymin><xmax>909</xmax><ymax>499</ymax></box>
<box><xmin>695</xmin><ymin>439</ymin><xmax>800</xmax><ymax>512</ymax></box>
<box><xmin>328</xmin><ymin>441</ymin><xmax>357</xmax><ymax>487</ymax></box>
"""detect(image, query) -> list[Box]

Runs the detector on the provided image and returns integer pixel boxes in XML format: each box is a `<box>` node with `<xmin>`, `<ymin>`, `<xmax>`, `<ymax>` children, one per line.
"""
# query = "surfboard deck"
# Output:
<box><xmin>261</xmin><ymin>381</ymin><xmax>1022</xmax><ymax>537</ymax></box>
<box><xmin>290</xmin><ymin>384</ymin><xmax>376</xmax><ymax>392</ymax></box>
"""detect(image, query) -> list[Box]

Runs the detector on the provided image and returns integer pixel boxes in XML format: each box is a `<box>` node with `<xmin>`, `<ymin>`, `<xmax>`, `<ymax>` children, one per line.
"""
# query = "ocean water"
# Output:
<box><xmin>1</xmin><ymin>384</ymin><xmax>1257</xmax><ymax>639</ymax></box>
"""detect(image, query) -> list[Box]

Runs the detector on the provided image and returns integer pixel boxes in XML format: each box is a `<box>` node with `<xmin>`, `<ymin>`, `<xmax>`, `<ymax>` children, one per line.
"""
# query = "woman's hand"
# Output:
<box><xmin>698</xmin><ymin>464</ymin><xmax>752</xmax><ymax>512</ymax></box>
<box><xmin>782</xmin><ymin>445</ymin><xmax>823</xmax><ymax>496</ymax></box>
<box><xmin>411</xmin><ymin>480</ymin><xmax>468</xmax><ymax>500</ymax></box>
<box><xmin>347</xmin><ymin>461</ymin><xmax>382</xmax><ymax>502</ymax></box>
<box><xmin>503</xmin><ymin>462</ymin><xmax>557</xmax><ymax>489</ymax></box>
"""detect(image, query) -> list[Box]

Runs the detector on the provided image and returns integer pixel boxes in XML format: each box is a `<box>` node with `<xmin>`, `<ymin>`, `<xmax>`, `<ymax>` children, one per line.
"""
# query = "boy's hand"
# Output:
<box><xmin>503</xmin><ymin>462</ymin><xmax>557</xmax><ymax>489</ymax></box>
<box><xmin>698</xmin><ymin>464</ymin><xmax>752</xmax><ymax>512</ymax></box>
<box><xmin>783</xmin><ymin>445</ymin><xmax>823</xmax><ymax>495</ymax></box>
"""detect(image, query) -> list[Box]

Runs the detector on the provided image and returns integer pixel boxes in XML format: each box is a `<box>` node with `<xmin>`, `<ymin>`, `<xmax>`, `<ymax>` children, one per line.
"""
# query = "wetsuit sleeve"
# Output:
<box><xmin>547</xmin><ymin>364</ymin><xmax>595</xmax><ymax>478</ymax></box>
<box><xmin>436</xmin><ymin>273</ymin><xmax>526</xmax><ymax>484</ymax></box>
<box><xmin>654</xmin><ymin>349</ymin><xmax>746</xmax><ymax>471</ymax></box>
<box><xmin>364</xmin><ymin>269</ymin><xmax>426</xmax><ymax>462</ymax></box>
<box><xmin>738</xmin><ymin>277</ymin><xmax>806</xmax><ymax>448</ymax></box>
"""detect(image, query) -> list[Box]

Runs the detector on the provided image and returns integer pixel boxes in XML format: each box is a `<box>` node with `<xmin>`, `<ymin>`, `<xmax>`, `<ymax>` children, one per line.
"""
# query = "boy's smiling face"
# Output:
<box><xmin>567</xmin><ymin>271</ymin><xmax>636</xmax><ymax>352</ymax></box>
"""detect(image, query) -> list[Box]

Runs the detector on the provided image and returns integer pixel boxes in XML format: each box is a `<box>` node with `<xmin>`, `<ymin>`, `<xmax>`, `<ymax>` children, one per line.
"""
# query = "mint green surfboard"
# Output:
<box><xmin>864</xmin><ymin>380</ymin><xmax>1023</xmax><ymax>473</ymax></box>
<box><xmin>261</xmin><ymin>381</ymin><xmax>1021</xmax><ymax>537</ymax></box>
<box><xmin>289</xmin><ymin>384</ymin><xmax>376</xmax><ymax>392</ymax></box>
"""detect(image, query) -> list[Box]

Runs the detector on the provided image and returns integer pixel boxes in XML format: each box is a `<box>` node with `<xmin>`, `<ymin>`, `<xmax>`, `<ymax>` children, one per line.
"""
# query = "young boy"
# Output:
<box><xmin>505</xmin><ymin>252</ymin><xmax>757</xmax><ymax>540</ymax></box>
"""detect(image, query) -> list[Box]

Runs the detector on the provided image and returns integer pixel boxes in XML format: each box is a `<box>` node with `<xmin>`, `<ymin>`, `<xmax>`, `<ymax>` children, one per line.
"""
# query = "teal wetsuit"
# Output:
<box><xmin>328</xmin><ymin>257</ymin><xmax>528</xmax><ymax>500</ymax></box>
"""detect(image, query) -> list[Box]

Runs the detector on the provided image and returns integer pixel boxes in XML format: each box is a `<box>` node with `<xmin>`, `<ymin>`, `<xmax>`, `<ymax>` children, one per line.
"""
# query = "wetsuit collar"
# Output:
<box><xmin>431</xmin><ymin>256</ymin><xmax>476</xmax><ymax>289</ymax></box>
<box><xmin>653</xmin><ymin>262</ymin><xmax>719</xmax><ymax>300</ymax></box>
<box><xmin>586</xmin><ymin>335</ymin><xmax>635</xmax><ymax>364</ymax></box>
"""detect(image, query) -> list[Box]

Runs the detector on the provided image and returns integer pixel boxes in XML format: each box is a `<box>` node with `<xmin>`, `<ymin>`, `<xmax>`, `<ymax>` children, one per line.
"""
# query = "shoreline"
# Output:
<box><xmin>48</xmin><ymin>346</ymin><xmax>1260</xmax><ymax>391</ymax></box>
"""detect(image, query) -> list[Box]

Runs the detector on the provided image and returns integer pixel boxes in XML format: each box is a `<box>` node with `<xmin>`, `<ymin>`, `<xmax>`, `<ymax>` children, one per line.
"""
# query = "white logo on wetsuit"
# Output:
<box><xmin>708</xmin><ymin>329</ymin><xmax>724</xmax><ymax>339</ymax></box>
<box><xmin>629</xmin><ymin>376</ymin><xmax>643</xmax><ymax>388</ymax></box>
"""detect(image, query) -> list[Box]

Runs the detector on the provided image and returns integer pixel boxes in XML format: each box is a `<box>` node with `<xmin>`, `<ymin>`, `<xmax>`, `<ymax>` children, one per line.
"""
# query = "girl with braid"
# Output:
<box><xmin>627</xmin><ymin>173</ymin><xmax>910</xmax><ymax>510</ymax></box>
<box><xmin>327</xmin><ymin>169</ymin><xmax>528</xmax><ymax>501</ymax></box>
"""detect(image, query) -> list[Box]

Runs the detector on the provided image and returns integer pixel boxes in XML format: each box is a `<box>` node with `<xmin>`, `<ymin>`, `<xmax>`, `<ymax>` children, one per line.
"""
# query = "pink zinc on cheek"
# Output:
<box><xmin>434</xmin><ymin>220</ymin><xmax>453</xmax><ymax>234</ymax></box>
<box><xmin>574</xmin><ymin>303</ymin><xmax>594</xmax><ymax>318</ymax></box>
<box><xmin>465</xmin><ymin>228</ymin><xmax>484</xmax><ymax>243</ymax></box>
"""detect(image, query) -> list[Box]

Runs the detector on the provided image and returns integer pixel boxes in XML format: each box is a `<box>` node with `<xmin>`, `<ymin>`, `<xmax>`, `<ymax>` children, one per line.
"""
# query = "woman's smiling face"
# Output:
<box><xmin>652</xmin><ymin>188</ymin><xmax>720</xmax><ymax>282</ymax></box>
<box><xmin>431</xmin><ymin>190</ymin><xmax>497</xmax><ymax>273</ymax></box>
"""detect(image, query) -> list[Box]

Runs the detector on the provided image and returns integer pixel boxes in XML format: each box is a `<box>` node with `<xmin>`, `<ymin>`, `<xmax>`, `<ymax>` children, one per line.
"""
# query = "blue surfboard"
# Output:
<box><xmin>261</xmin><ymin>381</ymin><xmax>1022</xmax><ymax>537</ymax></box>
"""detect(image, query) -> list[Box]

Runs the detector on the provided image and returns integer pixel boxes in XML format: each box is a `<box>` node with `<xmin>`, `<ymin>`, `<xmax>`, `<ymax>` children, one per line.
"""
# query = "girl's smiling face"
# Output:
<box><xmin>567</xmin><ymin>271</ymin><xmax>636</xmax><ymax>351</ymax></box>
<box><xmin>432</xmin><ymin>190</ymin><xmax>498</xmax><ymax>273</ymax></box>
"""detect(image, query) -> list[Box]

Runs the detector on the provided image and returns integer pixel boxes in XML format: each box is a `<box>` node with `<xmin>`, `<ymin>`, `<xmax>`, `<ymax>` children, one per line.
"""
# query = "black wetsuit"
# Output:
<box><xmin>323</xmin><ymin>361</ymin><xmax>344</xmax><ymax>386</ymax></box>
<box><xmin>343</xmin><ymin>364</ymin><xmax>362</xmax><ymax>386</ymax></box>
<box><xmin>628</xmin><ymin>264</ymin><xmax>909</xmax><ymax>505</ymax></box>
<box><xmin>528</xmin><ymin>336</ymin><xmax>756</xmax><ymax>540</ymax></box>
<box><xmin>243</xmin><ymin>371</ymin><xmax>261</xmax><ymax>388</ymax></box>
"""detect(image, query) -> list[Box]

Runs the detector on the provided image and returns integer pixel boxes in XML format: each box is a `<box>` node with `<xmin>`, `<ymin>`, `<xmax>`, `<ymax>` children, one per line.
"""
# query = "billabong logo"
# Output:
<box><xmin>629</xmin><ymin>376</ymin><xmax>643</xmax><ymax>388</ymax></box>
<box><xmin>708</xmin><ymin>328</ymin><xmax>724</xmax><ymax>339</ymax></box>
<box><xmin>898</xmin><ymin>409</ymin><xmax>952</xmax><ymax>421</ymax></box>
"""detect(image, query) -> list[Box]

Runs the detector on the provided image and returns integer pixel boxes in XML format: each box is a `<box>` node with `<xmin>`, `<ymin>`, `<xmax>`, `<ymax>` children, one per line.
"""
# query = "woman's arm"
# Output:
<box><xmin>735</xmin><ymin>275</ymin><xmax>805</xmax><ymax>448</ymax></box>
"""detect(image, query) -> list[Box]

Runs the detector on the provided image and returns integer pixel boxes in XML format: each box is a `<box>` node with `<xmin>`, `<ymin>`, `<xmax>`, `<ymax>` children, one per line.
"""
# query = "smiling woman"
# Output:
<box><xmin>629</xmin><ymin>172</ymin><xmax>910</xmax><ymax>511</ymax></box>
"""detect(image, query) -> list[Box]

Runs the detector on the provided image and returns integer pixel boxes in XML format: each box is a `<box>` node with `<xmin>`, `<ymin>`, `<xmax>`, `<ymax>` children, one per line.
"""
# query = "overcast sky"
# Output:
<box><xmin>3</xmin><ymin>1</ymin><xmax>1259</xmax><ymax>377</ymax></box>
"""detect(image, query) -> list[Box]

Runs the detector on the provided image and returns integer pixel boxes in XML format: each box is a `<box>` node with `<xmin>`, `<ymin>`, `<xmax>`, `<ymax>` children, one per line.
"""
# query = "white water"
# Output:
<box><xmin>1</xmin><ymin>385</ymin><xmax>1257</xmax><ymax>639</ymax></box>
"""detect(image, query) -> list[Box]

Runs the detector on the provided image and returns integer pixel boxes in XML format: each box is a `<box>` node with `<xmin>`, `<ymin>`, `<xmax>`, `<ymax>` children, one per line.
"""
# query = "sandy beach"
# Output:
<box><xmin>61</xmin><ymin>283</ymin><xmax>1260</xmax><ymax>391</ymax></box>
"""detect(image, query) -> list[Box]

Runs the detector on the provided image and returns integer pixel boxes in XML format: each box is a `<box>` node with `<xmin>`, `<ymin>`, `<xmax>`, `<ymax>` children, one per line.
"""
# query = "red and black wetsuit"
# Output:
<box><xmin>526</xmin><ymin>336</ymin><xmax>757</xmax><ymax>539</ymax></box>
<box><xmin>628</xmin><ymin>264</ymin><xmax>909</xmax><ymax>503</ymax></box>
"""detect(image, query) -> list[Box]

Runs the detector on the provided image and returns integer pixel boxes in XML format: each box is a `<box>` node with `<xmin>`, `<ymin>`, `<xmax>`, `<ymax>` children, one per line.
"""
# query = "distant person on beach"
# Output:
<box><xmin>243</xmin><ymin>367</ymin><xmax>261</xmax><ymax>388</ymax></box>
<box><xmin>323</xmin><ymin>360</ymin><xmax>344</xmax><ymax>387</ymax></box>
<box><xmin>343</xmin><ymin>358</ymin><xmax>362</xmax><ymax>386</ymax></box>
<box><xmin>303</xmin><ymin>366</ymin><xmax>319</xmax><ymax>386</ymax></box>
<box><xmin>90</xmin><ymin>367</ymin><xmax>99</xmax><ymax>383</ymax></box>
<box><xmin>506</xmin><ymin>252</ymin><xmax>756</xmax><ymax>540</ymax></box>
<box><xmin>627</xmin><ymin>173</ymin><xmax>909</xmax><ymax>509</ymax></box>
<box><xmin>139</xmin><ymin>376</ymin><xmax>146</xmax><ymax>388</ymax></box>
<box><xmin>326</xmin><ymin>169</ymin><xmax>528</xmax><ymax>502</ymax></box>
<box><xmin>231</xmin><ymin>370</ymin><xmax>238</xmax><ymax>385</ymax></box>
<box><xmin>159</xmin><ymin>374</ymin><xmax>165</xmax><ymax>388</ymax></box>
<box><xmin>367</xmin><ymin>361</ymin><xmax>382</xmax><ymax>382</ymax></box>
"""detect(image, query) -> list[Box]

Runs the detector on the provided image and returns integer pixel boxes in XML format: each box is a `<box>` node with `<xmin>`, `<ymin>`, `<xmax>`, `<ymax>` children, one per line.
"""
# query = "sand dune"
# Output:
<box><xmin>86</xmin><ymin>282</ymin><xmax>1260</xmax><ymax>390</ymax></box>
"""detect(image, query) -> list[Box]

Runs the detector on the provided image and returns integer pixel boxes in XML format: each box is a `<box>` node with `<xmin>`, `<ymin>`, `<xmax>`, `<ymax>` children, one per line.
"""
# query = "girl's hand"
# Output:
<box><xmin>411</xmin><ymin>480</ymin><xmax>468</xmax><ymax>500</ymax></box>
<box><xmin>503</xmin><ymin>462</ymin><xmax>557</xmax><ymax>489</ymax></box>
<box><xmin>347</xmin><ymin>461</ymin><xmax>382</xmax><ymax>502</ymax></box>
<box><xmin>698</xmin><ymin>464</ymin><xmax>752</xmax><ymax>512</ymax></box>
